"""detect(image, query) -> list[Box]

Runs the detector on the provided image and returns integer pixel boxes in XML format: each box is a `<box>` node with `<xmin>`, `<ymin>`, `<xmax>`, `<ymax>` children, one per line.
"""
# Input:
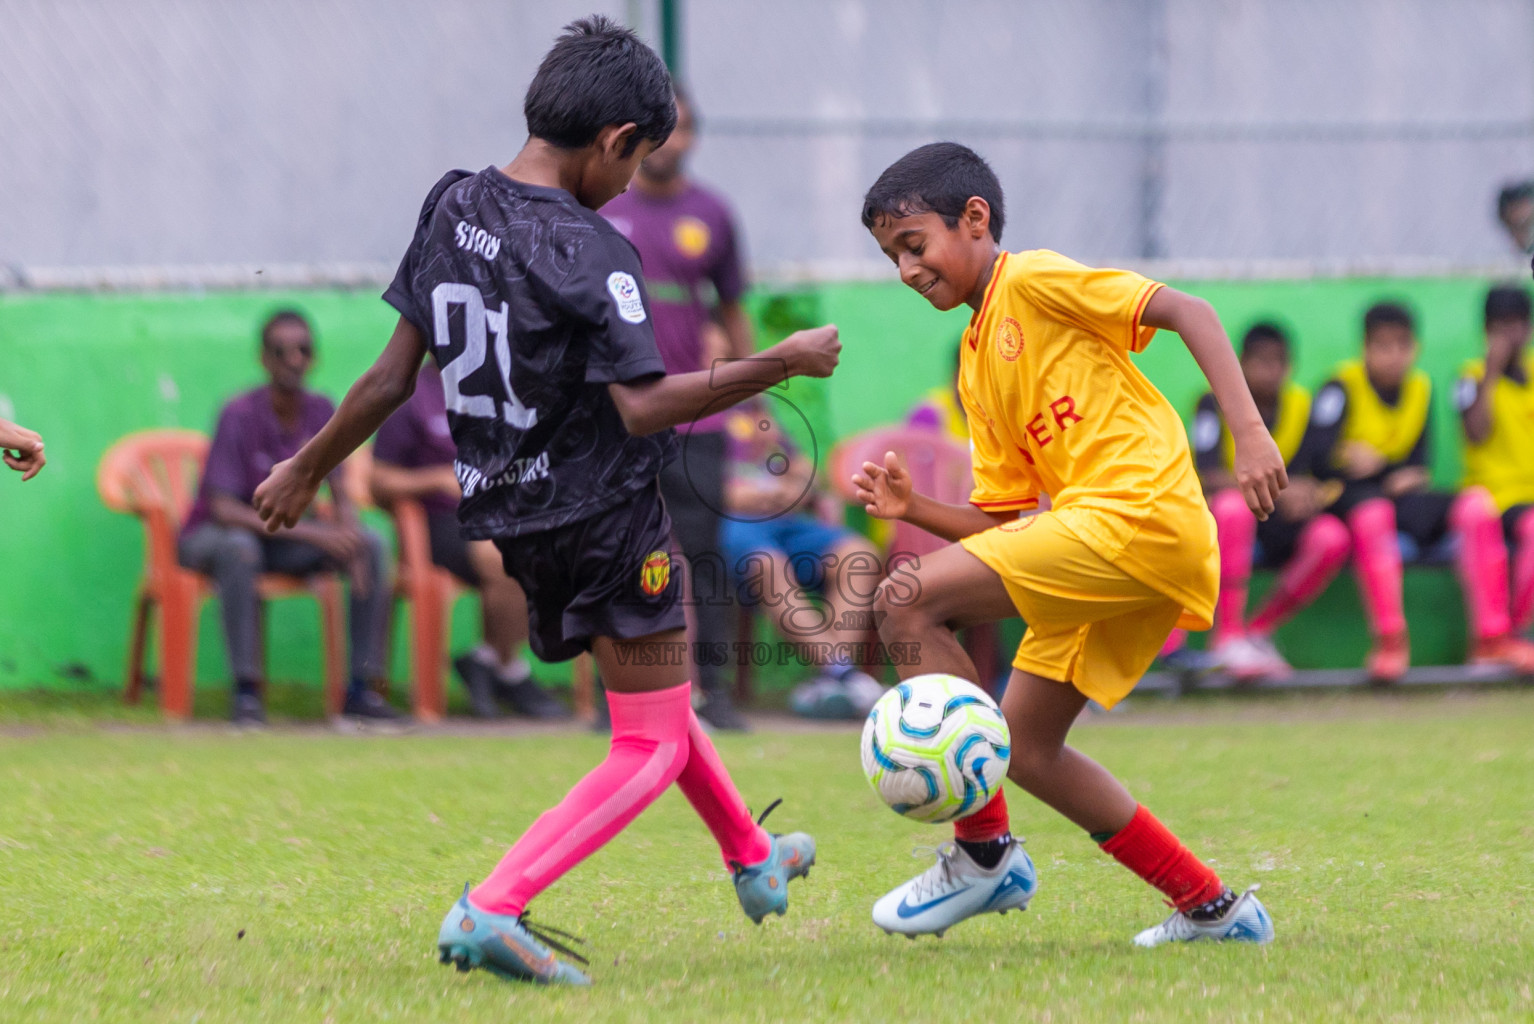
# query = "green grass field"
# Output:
<box><xmin>2</xmin><ymin>689</ymin><xmax>1532</xmax><ymax>1022</ymax></box>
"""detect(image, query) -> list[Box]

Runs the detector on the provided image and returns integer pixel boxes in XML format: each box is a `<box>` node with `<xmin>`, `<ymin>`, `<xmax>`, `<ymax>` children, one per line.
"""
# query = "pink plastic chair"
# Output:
<box><xmin>827</xmin><ymin>426</ymin><xmax>1001</xmax><ymax>691</ymax></box>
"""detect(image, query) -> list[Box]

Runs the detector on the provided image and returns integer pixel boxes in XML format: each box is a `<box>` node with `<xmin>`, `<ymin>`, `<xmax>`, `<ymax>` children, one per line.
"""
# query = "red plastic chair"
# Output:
<box><xmin>386</xmin><ymin>497</ymin><xmax>462</xmax><ymax>722</ymax></box>
<box><xmin>826</xmin><ymin>426</ymin><xmax>1001</xmax><ymax>691</ymax></box>
<box><xmin>380</xmin><ymin>480</ymin><xmax>596</xmax><ymax>722</ymax></box>
<box><xmin>97</xmin><ymin>429</ymin><xmax>347</xmax><ymax>719</ymax></box>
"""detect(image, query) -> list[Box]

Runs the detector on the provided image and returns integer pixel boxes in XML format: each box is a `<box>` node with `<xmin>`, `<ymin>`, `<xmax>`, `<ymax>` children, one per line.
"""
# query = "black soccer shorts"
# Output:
<box><xmin>493</xmin><ymin>480</ymin><xmax>686</xmax><ymax>662</ymax></box>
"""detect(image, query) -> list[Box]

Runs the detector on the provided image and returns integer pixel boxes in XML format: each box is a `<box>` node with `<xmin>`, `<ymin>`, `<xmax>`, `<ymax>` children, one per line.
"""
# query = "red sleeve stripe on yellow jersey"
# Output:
<box><xmin>972</xmin><ymin>496</ymin><xmax>1040</xmax><ymax>511</ymax></box>
<box><xmin>966</xmin><ymin>252</ymin><xmax>1011</xmax><ymax>351</ymax></box>
<box><xmin>1127</xmin><ymin>281</ymin><xmax>1165</xmax><ymax>354</ymax></box>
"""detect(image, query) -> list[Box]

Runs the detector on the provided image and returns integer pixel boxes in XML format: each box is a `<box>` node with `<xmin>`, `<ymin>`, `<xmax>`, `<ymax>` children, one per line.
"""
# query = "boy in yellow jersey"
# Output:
<box><xmin>1308</xmin><ymin>301</ymin><xmax>1534</xmax><ymax>677</ymax></box>
<box><xmin>1453</xmin><ymin>285</ymin><xmax>1534</xmax><ymax>668</ymax></box>
<box><xmin>854</xmin><ymin>143</ymin><xmax>1280</xmax><ymax>946</ymax></box>
<box><xmin>1191</xmin><ymin>323</ymin><xmax>1349</xmax><ymax>680</ymax></box>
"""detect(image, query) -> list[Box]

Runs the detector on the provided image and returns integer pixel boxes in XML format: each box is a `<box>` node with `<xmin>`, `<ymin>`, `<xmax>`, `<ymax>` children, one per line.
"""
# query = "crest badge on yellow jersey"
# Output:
<box><xmin>996</xmin><ymin>316</ymin><xmax>1025</xmax><ymax>362</ymax></box>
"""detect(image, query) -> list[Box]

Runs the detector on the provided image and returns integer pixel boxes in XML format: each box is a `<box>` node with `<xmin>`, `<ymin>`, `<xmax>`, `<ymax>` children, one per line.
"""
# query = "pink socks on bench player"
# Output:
<box><xmin>1453</xmin><ymin>487</ymin><xmax>1511</xmax><ymax>640</ymax></box>
<box><xmin>1210</xmin><ymin>489</ymin><xmax>1257</xmax><ymax>643</ymax></box>
<box><xmin>469</xmin><ymin>681</ymin><xmax>769</xmax><ymax>917</ymax></box>
<box><xmin>1247</xmin><ymin>514</ymin><xmax>1351</xmax><ymax>636</ymax></box>
<box><xmin>1345</xmin><ymin>498</ymin><xmax>1406</xmax><ymax>641</ymax></box>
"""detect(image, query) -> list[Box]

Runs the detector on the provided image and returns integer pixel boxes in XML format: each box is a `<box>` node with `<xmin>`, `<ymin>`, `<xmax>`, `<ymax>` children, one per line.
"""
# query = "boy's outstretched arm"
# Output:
<box><xmin>1143</xmin><ymin>288</ymin><xmax>1287</xmax><ymax>519</ymax></box>
<box><xmin>852</xmin><ymin>451</ymin><xmax>1014</xmax><ymax>543</ymax></box>
<box><xmin>0</xmin><ymin>417</ymin><xmax>45</xmax><ymax>481</ymax></box>
<box><xmin>254</xmin><ymin>316</ymin><xmax>427</xmax><ymax>530</ymax></box>
<box><xmin>608</xmin><ymin>325</ymin><xmax>840</xmax><ymax>436</ymax></box>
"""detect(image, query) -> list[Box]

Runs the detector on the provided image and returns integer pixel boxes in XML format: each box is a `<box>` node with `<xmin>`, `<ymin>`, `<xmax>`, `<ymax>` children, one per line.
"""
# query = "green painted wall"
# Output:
<box><xmin>0</xmin><ymin>273</ymin><xmax>1521</xmax><ymax>694</ymax></box>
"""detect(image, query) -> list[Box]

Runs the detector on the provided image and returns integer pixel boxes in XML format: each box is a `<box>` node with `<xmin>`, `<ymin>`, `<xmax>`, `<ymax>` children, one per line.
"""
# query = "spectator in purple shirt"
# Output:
<box><xmin>370</xmin><ymin>362</ymin><xmax>567</xmax><ymax>720</ymax></box>
<box><xmin>178</xmin><ymin>310</ymin><xmax>394</xmax><ymax>726</ymax></box>
<box><xmin>601</xmin><ymin>87</ymin><xmax>752</xmax><ymax>730</ymax></box>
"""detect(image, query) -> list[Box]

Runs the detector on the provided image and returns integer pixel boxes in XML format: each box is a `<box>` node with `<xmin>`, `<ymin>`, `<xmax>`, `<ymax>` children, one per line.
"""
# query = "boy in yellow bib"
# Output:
<box><xmin>1191</xmin><ymin>323</ymin><xmax>1350</xmax><ymax>681</ymax></box>
<box><xmin>1309</xmin><ymin>302</ymin><xmax>1534</xmax><ymax>676</ymax></box>
<box><xmin>854</xmin><ymin>143</ymin><xmax>1281</xmax><ymax>947</ymax></box>
<box><xmin>1453</xmin><ymin>285</ymin><xmax>1534</xmax><ymax>670</ymax></box>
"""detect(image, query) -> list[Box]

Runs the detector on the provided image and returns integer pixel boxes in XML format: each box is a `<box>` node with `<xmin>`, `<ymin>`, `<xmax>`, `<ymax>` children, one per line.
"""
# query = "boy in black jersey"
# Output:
<box><xmin>254</xmin><ymin>17</ymin><xmax>840</xmax><ymax>986</ymax></box>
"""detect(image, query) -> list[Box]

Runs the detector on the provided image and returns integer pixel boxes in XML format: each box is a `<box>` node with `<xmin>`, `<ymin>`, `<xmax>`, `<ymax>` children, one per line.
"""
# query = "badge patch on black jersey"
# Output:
<box><xmin>607</xmin><ymin>271</ymin><xmax>647</xmax><ymax>324</ymax></box>
<box><xmin>640</xmin><ymin>549</ymin><xmax>671</xmax><ymax>595</ymax></box>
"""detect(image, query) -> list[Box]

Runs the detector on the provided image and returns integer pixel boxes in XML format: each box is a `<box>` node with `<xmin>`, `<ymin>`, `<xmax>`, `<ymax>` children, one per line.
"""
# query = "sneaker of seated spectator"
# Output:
<box><xmin>721</xmin><ymin>408</ymin><xmax>884</xmax><ymax>720</ymax></box>
<box><xmin>371</xmin><ymin>361</ymin><xmax>568</xmax><ymax>720</ymax></box>
<box><xmin>178</xmin><ymin>310</ymin><xmax>397</xmax><ymax>723</ymax></box>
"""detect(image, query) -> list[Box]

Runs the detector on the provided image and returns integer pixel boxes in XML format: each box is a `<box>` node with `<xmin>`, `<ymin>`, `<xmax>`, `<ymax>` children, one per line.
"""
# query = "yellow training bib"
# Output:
<box><xmin>1333</xmin><ymin>360</ymin><xmax>1430</xmax><ymax>467</ymax></box>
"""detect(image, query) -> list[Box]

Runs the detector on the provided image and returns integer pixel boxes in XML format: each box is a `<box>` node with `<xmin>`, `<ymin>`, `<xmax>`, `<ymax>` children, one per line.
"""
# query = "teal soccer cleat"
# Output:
<box><xmin>1132</xmin><ymin>884</ymin><xmax>1275</xmax><ymax>947</ymax></box>
<box><xmin>731</xmin><ymin>800</ymin><xmax>817</xmax><ymax>924</ymax></box>
<box><xmin>437</xmin><ymin>885</ymin><xmax>592</xmax><ymax>986</ymax></box>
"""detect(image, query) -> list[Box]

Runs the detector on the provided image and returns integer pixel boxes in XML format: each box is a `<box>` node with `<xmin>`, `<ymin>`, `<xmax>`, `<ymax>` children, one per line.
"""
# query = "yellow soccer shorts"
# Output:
<box><xmin>960</xmin><ymin>511</ymin><xmax>1183</xmax><ymax>709</ymax></box>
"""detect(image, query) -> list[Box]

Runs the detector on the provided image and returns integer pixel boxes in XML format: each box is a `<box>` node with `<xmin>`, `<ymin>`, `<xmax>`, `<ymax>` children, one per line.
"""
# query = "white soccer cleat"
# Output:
<box><xmin>872</xmin><ymin>841</ymin><xmax>1036</xmax><ymax>937</ymax></box>
<box><xmin>1213</xmin><ymin>636</ymin><xmax>1292</xmax><ymax>681</ymax></box>
<box><xmin>1132</xmin><ymin>885</ymin><xmax>1275</xmax><ymax>948</ymax></box>
<box><xmin>841</xmin><ymin>669</ymin><xmax>886</xmax><ymax>716</ymax></box>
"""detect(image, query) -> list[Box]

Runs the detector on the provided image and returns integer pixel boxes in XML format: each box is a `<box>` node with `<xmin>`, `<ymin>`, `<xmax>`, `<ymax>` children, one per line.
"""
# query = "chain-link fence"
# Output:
<box><xmin>2</xmin><ymin>0</ymin><xmax>1532</xmax><ymax>286</ymax></box>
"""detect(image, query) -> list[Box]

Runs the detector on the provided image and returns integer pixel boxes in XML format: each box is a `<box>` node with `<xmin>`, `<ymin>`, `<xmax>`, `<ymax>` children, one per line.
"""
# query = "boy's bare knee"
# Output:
<box><xmin>874</xmin><ymin>579</ymin><xmax>921</xmax><ymax>640</ymax></box>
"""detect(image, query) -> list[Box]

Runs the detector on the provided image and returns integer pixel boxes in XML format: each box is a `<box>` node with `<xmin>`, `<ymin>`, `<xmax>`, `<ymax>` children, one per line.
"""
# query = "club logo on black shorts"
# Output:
<box><xmin>640</xmin><ymin>550</ymin><xmax>672</xmax><ymax>596</ymax></box>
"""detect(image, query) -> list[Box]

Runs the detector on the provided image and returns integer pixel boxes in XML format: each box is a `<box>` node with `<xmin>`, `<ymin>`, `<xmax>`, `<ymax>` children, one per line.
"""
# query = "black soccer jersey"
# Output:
<box><xmin>384</xmin><ymin>167</ymin><xmax>678</xmax><ymax>539</ymax></box>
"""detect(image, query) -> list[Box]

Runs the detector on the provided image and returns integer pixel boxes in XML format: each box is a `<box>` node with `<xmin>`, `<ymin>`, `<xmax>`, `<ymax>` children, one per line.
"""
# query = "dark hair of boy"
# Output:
<box><xmin>1363</xmin><ymin>301</ymin><xmax>1414</xmax><ymax>339</ymax></box>
<box><xmin>1497</xmin><ymin>181</ymin><xmax>1534</xmax><ymax>221</ymax></box>
<box><xmin>1485</xmin><ymin>283</ymin><xmax>1533</xmax><ymax>327</ymax></box>
<box><xmin>860</xmin><ymin>142</ymin><xmax>1006</xmax><ymax>242</ymax></box>
<box><xmin>261</xmin><ymin>309</ymin><xmax>311</xmax><ymax>349</ymax></box>
<box><xmin>1240</xmin><ymin>322</ymin><xmax>1289</xmax><ymax>361</ymax></box>
<box><xmin>524</xmin><ymin>15</ymin><xmax>677</xmax><ymax>156</ymax></box>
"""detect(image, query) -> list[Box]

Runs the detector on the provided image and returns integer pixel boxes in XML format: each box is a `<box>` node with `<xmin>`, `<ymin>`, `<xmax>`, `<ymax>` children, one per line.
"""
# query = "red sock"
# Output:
<box><xmin>1098</xmin><ymin>804</ymin><xmax>1224</xmax><ymax>912</ymax></box>
<box><xmin>953</xmin><ymin>790</ymin><xmax>1011</xmax><ymax>842</ymax></box>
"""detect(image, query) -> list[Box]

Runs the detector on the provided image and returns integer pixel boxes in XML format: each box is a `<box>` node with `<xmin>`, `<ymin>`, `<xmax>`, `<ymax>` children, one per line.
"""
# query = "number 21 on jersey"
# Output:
<box><xmin>430</xmin><ymin>282</ymin><xmax>537</xmax><ymax>429</ymax></box>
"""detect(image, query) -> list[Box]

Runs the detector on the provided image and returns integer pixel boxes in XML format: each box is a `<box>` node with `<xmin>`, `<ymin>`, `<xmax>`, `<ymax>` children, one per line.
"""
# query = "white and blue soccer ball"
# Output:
<box><xmin>860</xmin><ymin>674</ymin><xmax>1011</xmax><ymax>824</ymax></box>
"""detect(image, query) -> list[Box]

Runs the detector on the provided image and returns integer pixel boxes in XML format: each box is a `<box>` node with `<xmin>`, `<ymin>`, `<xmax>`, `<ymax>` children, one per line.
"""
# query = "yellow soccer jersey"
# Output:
<box><xmin>958</xmin><ymin>250</ymin><xmax>1218</xmax><ymax>629</ymax></box>
<box><xmin>1460</xmin><ymin>354</ymin><xmax>1534</xmax><ymax>512</ymax></box>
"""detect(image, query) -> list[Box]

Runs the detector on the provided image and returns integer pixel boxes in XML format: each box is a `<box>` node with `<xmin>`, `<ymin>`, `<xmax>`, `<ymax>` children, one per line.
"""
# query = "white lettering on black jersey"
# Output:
<box><xmin>384</xmin><ymin>168</ymin><xmax>676</xmax><ymax>539</ymax></box>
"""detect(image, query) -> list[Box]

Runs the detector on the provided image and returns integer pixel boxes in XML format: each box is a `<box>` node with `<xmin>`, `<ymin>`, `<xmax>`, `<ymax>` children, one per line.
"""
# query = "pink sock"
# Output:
<box><xmin>1158</xmin><ymin>628</ymin><xmax>1188</xmax><ymax>658</ymax></box>
<box><xmin>1452</xmin><ymin>488</ymin><xmax>1510</xmax><ymax>641</ymax></box>
<box><xmin>675</xmin><ymin>710</ymin><xmax>772</xmax><ymax>868</ymax></box>
<box><xmin>1511</xmin><ymin>509</ymin><xmax>1534</xmax><ymax>632</ymax></box>
<box><xmin>1346</xmin><ymin>498</ymin><xmax>1406</xmax><ymax>640</ymax></box>
<box><xmin>1210</xmin><ymin>489</ymin><xmax>1257</xmax><ymax>643</ymax></box>
<box><xmin>469</xmin><ymin>683</ymin><xmax>692</xmax><ymax>916</ymax></box>
<box><xmin>1249</xmin><ymin>514</ymin><xmax>1351</xmax><ymax>635</ymax></box>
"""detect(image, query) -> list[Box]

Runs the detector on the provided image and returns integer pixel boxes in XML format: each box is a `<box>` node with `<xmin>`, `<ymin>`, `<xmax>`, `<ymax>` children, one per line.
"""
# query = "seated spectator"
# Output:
<box><xmin>721</xmin><ymin>407</ymin><xmax>884</xmax><ymax>719</ymax></box>
<box><xmin>1310</xmin><ymin>301</ymin><xmax>1533</xmax><ymax>677</ymax></box>
<box><xmin>1496</xmin><ymin>180</ymin><xmax>1534</xmax><ymax>255</ymax></box>
<box><xmin>1192</xmin><ymin>323</ymin><xmax>1350</xmax><ymax>681</ymax></box>
<box><xmin>1453</xmin><ymin>284</ymin><xmax>1534</xmax><ymax>670</ymax></box>
<box><xmin>0</xmin><ymin>417</ymin><xmax>45</xmax><ymax>480</ymax></box>
<box><xmin>370</xmin><ymin>361</ymin><xmax>567</xmax><ymax>719</ymax></box>
<box><xmin>178</xmin><ymin>310</ymin><xmax>396</xmax><ymax>726</ymax></box>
